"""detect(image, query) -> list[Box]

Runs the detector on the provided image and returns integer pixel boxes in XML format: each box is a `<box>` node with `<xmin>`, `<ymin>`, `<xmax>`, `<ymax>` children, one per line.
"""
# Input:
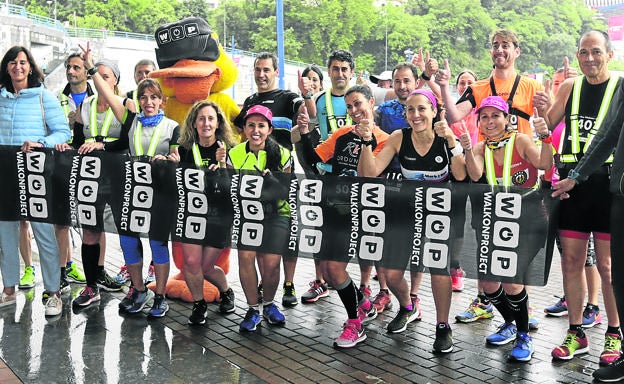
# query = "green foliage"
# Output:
<box><xmin>21</xmin><ymin>0</ymin><xmax>620</xmax><ymax>77</ymax></box>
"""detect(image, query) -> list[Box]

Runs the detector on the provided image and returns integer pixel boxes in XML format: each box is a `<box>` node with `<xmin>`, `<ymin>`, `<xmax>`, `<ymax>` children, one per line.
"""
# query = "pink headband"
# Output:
<box><xmin>408</xmin><ymin>89</ymin><xmax>437</xmax><ymax>110</ymax></box>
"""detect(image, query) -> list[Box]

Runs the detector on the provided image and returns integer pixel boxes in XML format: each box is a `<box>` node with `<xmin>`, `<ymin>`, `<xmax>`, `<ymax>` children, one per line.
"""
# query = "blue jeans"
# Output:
<box><xmin>0</xmin><ymin>221</ymin><xmax>60</xmax><ymax>292</ymax></box>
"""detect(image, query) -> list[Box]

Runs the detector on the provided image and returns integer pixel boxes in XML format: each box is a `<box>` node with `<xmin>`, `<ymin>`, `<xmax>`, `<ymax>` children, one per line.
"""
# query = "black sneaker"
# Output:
<box><xmin>282</xmin><ymin>282</ymin><xmax>298</xmax><ymax>307</ymax></box>
<box><xmin>387</xmin><ymin>304</ymin><xmax>421</xmax><ymax>333</ymax></box>
<box><xmin>188</xmin><ymin>300</ymin><xmax>208</xmax><ymax>325</ymax></box>
<box><xmin>119</xmin><ymin>286</ymin><xmax>135</xmax><ymax>312</ymax></box>
<box><xmin>433</xmin><ymin>322</ymin><xmax>454</xmax><ymax>353</ymax></box>
<box><xmin>593</xmin><ymin>355</ymin><xmax>624</xmax><ymax>382</ymax></box>
<box><xmin>219</xmin><ymin>288</ymin><xmax>235</xmax><ymax>314</ymax></box>
<box><xmin>97</xmin><ymin>270</ymin><xmax>123</xmax><ymax>292</ymax></box>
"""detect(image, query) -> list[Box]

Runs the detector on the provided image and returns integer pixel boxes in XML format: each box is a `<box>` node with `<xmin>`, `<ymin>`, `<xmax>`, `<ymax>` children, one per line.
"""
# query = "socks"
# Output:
<box><xmin>336</xmin><ymin>277</ymin><xmax>359</xmax><ymax>319</ymax></box>
<box><xmin>485</xmin><ymin>285</ymin><xmax>515</xmax><ymax>324</ymax></box>
<box><xmin>81</xmin><ymin>243</ymin><xmax>100</xmax><ymax>286</ymax></box>
<box><xmin>506</xmin><ymin>289</ymin><xmax>529</xmax><ymax>333</ymax></box>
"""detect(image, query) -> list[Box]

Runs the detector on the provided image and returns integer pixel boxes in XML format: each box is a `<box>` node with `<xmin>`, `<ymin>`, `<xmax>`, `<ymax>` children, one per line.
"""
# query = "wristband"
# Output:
<box><xmin>87</xmin><ymin>67</ymin><xmax>98</xmax><ymax>76</ymax></box>
<box><xmin>420</xmin><ymin>73</ymin><xmax>431</xmax><ymax>81</ymax></box>
<box><xmin>540</xmin><ymin>136</ymin><xmax>552</xmax><ymax>144</ymax></box>
<box><xmin>449</xmin><ymin>145</ymin><xmax>463</xmax><ymax>157</ymax></box>
<box><xmin>537</xmin><ymin>131</ymin><xmax>551</xmax><ymax>140</ymax></box>
<box><xmin>302</xmin><ymin>94</ymin><xmax>311</xmax><ymax>99</ymax></box>
<box><xmin>568</xmin><ymin>169</ymin><xmax>581</xmax><ymax>184</ymax></box>
<box><xmin>361</xmin><ymin>139</ymin><xmax>374</xmax><ymax>147</ymax></box>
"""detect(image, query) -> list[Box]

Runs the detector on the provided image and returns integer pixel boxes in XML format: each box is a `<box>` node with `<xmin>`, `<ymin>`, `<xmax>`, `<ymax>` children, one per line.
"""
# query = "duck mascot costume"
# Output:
<box><xmin>148</xmin><ymin>17</ymin><xmax>239</xmax><ymax>302</ymax></box>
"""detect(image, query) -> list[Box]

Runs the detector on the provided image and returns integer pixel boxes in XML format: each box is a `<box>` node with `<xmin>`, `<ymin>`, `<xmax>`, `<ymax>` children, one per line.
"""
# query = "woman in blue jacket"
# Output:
<box><xmin>0</xmin><ymin>46</ymin><xmax>70</xmax><ymax>316</ymax></box>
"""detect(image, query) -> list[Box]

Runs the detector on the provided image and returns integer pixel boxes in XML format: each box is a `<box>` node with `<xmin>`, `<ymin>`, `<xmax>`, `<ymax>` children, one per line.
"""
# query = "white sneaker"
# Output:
<box><xmin>44</xmin><ymin>294</ymin><xmax>62</xmax><ymax>317</ymax></box>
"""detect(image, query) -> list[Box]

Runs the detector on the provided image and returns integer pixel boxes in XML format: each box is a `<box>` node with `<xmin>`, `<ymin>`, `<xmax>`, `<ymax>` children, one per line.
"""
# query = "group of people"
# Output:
<box><xmin>1</xmin><ymin>25</ymin><xmax>624</xmax><ymax>382</ymax></box>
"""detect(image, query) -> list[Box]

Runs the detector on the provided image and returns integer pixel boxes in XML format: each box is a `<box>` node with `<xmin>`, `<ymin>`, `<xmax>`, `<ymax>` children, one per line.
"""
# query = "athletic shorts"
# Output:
<box><xmin>558</xmin><ymin>169</ymin><xmax>611</xmax><ymax>235</ymax></box>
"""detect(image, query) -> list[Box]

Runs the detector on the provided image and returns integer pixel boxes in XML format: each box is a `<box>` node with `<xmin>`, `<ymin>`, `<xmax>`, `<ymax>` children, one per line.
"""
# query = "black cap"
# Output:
<box><xmin>154</xmin><ymin>17</ymin><xmax>220</xmax><ymax>69</ymax></box>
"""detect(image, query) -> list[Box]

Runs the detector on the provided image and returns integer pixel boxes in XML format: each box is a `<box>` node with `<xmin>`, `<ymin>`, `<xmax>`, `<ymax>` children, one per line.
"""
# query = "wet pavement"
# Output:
<box><xmin>0</xmin><ymin>234</ymin><xmax>614</xmax><ymax>383</ymax></box>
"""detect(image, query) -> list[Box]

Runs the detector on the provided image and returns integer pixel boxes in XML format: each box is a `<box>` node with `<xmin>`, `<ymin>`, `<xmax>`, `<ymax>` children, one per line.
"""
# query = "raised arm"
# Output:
<box><xmin>434</xmin><ymin>59</ymin><xmax>472</xmax><ymax>123</ymax></box>
<box><xmin>80</xmin><ymin>43</ymin><xmax>126</xmax><ymax>123</ymax></box>
<box><xmin>357</xmin><ymin>130</ymin><xmax>401</xmax><ymax>177</ymax></box>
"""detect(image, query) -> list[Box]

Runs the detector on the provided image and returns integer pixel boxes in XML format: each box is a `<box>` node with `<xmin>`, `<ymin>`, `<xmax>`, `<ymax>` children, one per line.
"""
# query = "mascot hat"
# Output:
<box><xmin>155</xmin><ymin>17</ymin><xmax>220</xmax><ymax>69</ymax></box>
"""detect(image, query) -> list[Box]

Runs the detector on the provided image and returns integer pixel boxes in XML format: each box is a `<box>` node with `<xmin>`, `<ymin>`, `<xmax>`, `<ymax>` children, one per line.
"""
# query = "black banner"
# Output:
<box><xmin>0</xmin><ymin>146</ymin><xmax>557</xmax><ymax>285</ymax></box>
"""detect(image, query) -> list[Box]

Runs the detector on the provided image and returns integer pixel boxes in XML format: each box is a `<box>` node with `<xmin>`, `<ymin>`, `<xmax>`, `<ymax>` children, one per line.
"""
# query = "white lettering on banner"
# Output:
<box><xmin>175</xmin><ymin>168</ymin><xmax>186</xmax><ymax>237</ymax></box>
<box><xmin>493</xmin><ymin>221</ymin><xmax>520</xmax><ymax>248</ymax></box>
<box><xmin>80</xmin><ymin>156</ymin><xmax>101</xmax><ymax>178</ymax></box>
<box><xmin>68</xmin><ymin>156</ymin><xmax>79</xmax><ymax>225</ymax></box>
<box><xmin>185</xmin><ymin>168</ymin><xmax>204</xmax><ymax>191</ymax></box>
<box><xmin>29</xmin><ymin>197</ymin><xmax>48</xmax><ymax>218</ymax></box>
<box><xmin>26</xmin><ymin>151</ymin><xmax>45</xmax><ymax>173</ymax></box>
<box><xmin>299</xmin><ymin>179</ymin><xmax>322</xmax><ymax>202</ymax></box>
<box><xmin>16</xmin><ymin>152</ymin><xmax>28</xmax><ymax>216</ymax></box>
<box><xmin>426</xmin><ymin>188</ymin><xmax>451</xmax><ymax>212</ymax></box>
<box><xmin>240</xmin><ymin>175</ymin><xmax>263</xmax><ymax>199</ymax></box>
<box><xmin>422</xmin><ymin>187</ymin><xmax>451</xmax><ymax>269</ymax></box>
<box><xmin>242</xmin><ymin>200</ymin><xmax>264</xmax><ymax>221</ymax></box>
<box><xmin>129</xmin><ymin>162</ymin><xmax>152</xmax><ymax>233</ymax></box>
<box><xmin>299</xmin><ymin>228</ymin><xmax>322</xmax><ymax>253</ymax></box>
<box><xmin>27</xmin><ymin>174</ymin><xmax>46</xmax><ymax>196</ymax></box>
<box><xmin>489</xmin><ymin>192</ymin><xmax>522</xmax><ymax>276</ymax></box>
<box><xmin>478</xmin><ymin>191</ymin><xmax>493</xmax><ymax>274</ymax></box>
<box><xmin>230</xmin><ymin>174</ymin><xmax>240</xmax><ymax>246</ymax></box>
<box><xmin>78</xmin><ymin>204</ymin><xmax>96</xmax><ymax>226</ymax></box>
<box><xmin>187</xmin><ymin>192</ymin><xmax>207</xmax><ymax>214</ymax></box>
<box><xmin>411</xmin><ymin>186</ymin><xmax>424</xmax><ymax>266</ymax></box>
<box><xmin>495</xmin><ymin>193</ymin><xmax>521</xmax><ymax>219</ymax></box>
<box><xmin>241</xmin><ymin>222</ymin><xmax>263</xmax><ymax>246</ymax></box>
<box><xmin>288</xmin><ymin>178</ymin><xmax>299</xmax><ymax>251</ymax></box>
<box><xmin>133</xmin><ymin>185</ymin><xmax>154</xmax><ymax>209</ymax></box>
<box><xmin>120</xmin><ymin>161</ymin><xmax>132</xmax><ymax>231</ymax></box>
<box><xmin>491</xmin><ymin>250</ymin><xmax>518</xmax><ymax>277</ymax></box>
<box><xmin>185</xmin><ymin>216</ymin><xmax>206</xmax><ymax>239</ymax></box>
<box><xmin>348</xmin><ymin>182</ymin><xmax>359</xmax><ymax>258</ymax></box>
<box><xmin>133</xmin><ymin>162</ymin><xmax>152</xmax><ymax>184</ymax></box>
<box><xmin>359</xmin><ymin>182</ymin><xmax>385</xmax><ymax>261</ymax></box>
<box><xmin>423</xmin><ymin>242</ymin><xmax>449</xmax><ymax>269</ymax></box>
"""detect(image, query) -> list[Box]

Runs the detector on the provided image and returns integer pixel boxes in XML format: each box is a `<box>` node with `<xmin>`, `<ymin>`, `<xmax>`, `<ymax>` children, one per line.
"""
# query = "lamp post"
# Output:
<box><xmin>384</xmin><ymin>5</ymin><xmax>388</xmax><ymax>71</ymax></box>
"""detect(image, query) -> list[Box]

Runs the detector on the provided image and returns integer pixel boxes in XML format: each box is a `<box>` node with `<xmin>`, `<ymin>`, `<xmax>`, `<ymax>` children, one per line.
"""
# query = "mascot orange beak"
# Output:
<box><xmin>149</xmin><ymin>59</ymin><xmax>222</xmax><ymax>104</ymax></box>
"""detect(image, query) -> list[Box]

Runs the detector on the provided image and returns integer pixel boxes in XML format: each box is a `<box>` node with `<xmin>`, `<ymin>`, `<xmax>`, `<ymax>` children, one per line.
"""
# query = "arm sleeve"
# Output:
<box><xmin>41</xmin><ymin>90</ymin><xmax>71</xmax><ymax>146</ymax></box>
<box><xmin>298</xmin><ymin>132</ymin><xmax>324</xmax><ymax>167</ymax></box>
<box><xmin>169</xmin><ymin>126</ymin><xmax>180</xmax><ymax>148</ymax></box>
<box><xmin>72</xmin><ymin>122</ymin><xmax>85</xmax><ymax>149</ymax></box>
<box><xmin>456</xmin><ymin>86</ymin><xmax>477</xmax><ymax>109</ymax></box>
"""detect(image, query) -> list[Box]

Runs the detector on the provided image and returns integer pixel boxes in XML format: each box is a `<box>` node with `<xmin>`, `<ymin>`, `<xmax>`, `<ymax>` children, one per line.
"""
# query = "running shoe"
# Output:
<box><xmin>593</xmin><ymin>355</ymin><xmax>624</xmax><ymax>382</ymax></box>
<box><xmin>552</xmin><ymin>330</ymin><xmax>589</xmax><ymax>360</ymax></box>
<box><xmin>334</xmin><ymin>319</ymin><xmax>366</xmax><ymax>348</ymax></box>
<box><xmin>600</xmin><ymin>333</ymin><xmax>622</xmax><ymax>366</ymax></box>
<box><xmin>148</xmin><ymin>294</ymin><xmax>169</xmax><ymax>318</ymax></box>
<box><xmin>433</xmin><ymin>322</ymin><xmax>454</xmax><ymax>353</ymax></box>
<box><xmin>455</xmin><ymin>297</ymin><xmax>494</xmax><ymax>323</ymax></box>
<box><xmin>219</xmin><ymin>288</ymin><xmax>236</xmax><ymax>314</ymax></box>
<box><xmin>486</xmin><ymin>322</ymin><xmax>517</xmax><ymax>345</ymax></box>
<box><xmin>73</xmin><ymin>285</ymin><xmax>100</xmax><ymax>307</ymax></box>
<box><xmin>119</xmin><ymin>286</ymin><xmax>135</xmax><ymax>312</ymax></box>
<box><xmin>282</xmin><ymin>282</ymin><xmax>298</xmax><ymax>307</ymax></box>
<box><xmin>240</xmin><ymin>308</ymin><xmax>261</xmax><ymax>332</ymax></box>
<box><xmin>145</xmin><ymin>264</ymin><xmax>156</xmax><ymax>284</ymax></box>
<box><xmin>97</xmin><ymin>270</ymin><xmax>123</xmax><ymax>292</ymax></box>
<box><xmin>188</xmin><ymin>300</ymin><xmax>208</xmax><ymax>325</ymax></box>
<box><xmin>450</xmin><ymin>267</ymin><xmax>464</xmax><ymax>292</ymax></box>
<box><xmin>544</xmin><ymin>296</ymin><xmax>568</xmax><ymax>317</ymax></box>
<box><xmin>60</xmin><ymin>277</ymin><xmax>71</xmax><ymax>294</ymax></box>
<box><xmin>529</xmin><ymin>307</ymin><xmax>539</xmax><ymax>331</ymax></box>
<box><xmin>126</xmin><ymin>288</ymin><xmax>154</xmax><ymax>314</ymax></box>
<box><xmin>263</xmin><ymin>302</ymin><xmax>285</xmax><ymax>325</ymax></box>
<box><xmin>44</xmin><ymin>293</ymin><xmax>63</xmax><ymax>317</ymax></box>
<box><xmin>582</xmin><ymin>303</ymin><xmax>602</xmax><ymax>328</ymax></box>
<box><xmin>0</xmin><ymin>292</ymin><xmax>16</xmax><ymax>308</ymax></box>
<box><xmin>18</xmin><ymin>265</ymin><xmax>35</xmax><ymax>289</ymax></box>
<box><xmin>387</xmin><ymin>303</ymin><xmax>421</xmax><ymax>333</ymax></box>
<box><xmin>301</xmin><ymin>280</ymin><xmax>329</xmax><ymax>303</ymax></box>
<box><xmin>359</xmin><ymin>285</ymin><xmax>372</xmax><ymax>301</ymax></box>
<box><xmin>509</xmin><ymin>332</ymin><xmax>534</xmax><ymax>362</ymax></box>
<box><xmin>357</xmin><ymin>299</ymin><xmax>378</xmax><ymax>324</ymax></box>
<box><xmin>115</xmin><ymin>265</ymin><xmax>131</xmax><ymax>285</ymax></box>
<box><xmin>372</xmin><ymin>290</ymin><xmax>393</xmax><ymax>313</ymax></box>
<box><xmin>65</xmin><ymin>261</ymin><xmax>86</xmax><ymax>284</ymax></box>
